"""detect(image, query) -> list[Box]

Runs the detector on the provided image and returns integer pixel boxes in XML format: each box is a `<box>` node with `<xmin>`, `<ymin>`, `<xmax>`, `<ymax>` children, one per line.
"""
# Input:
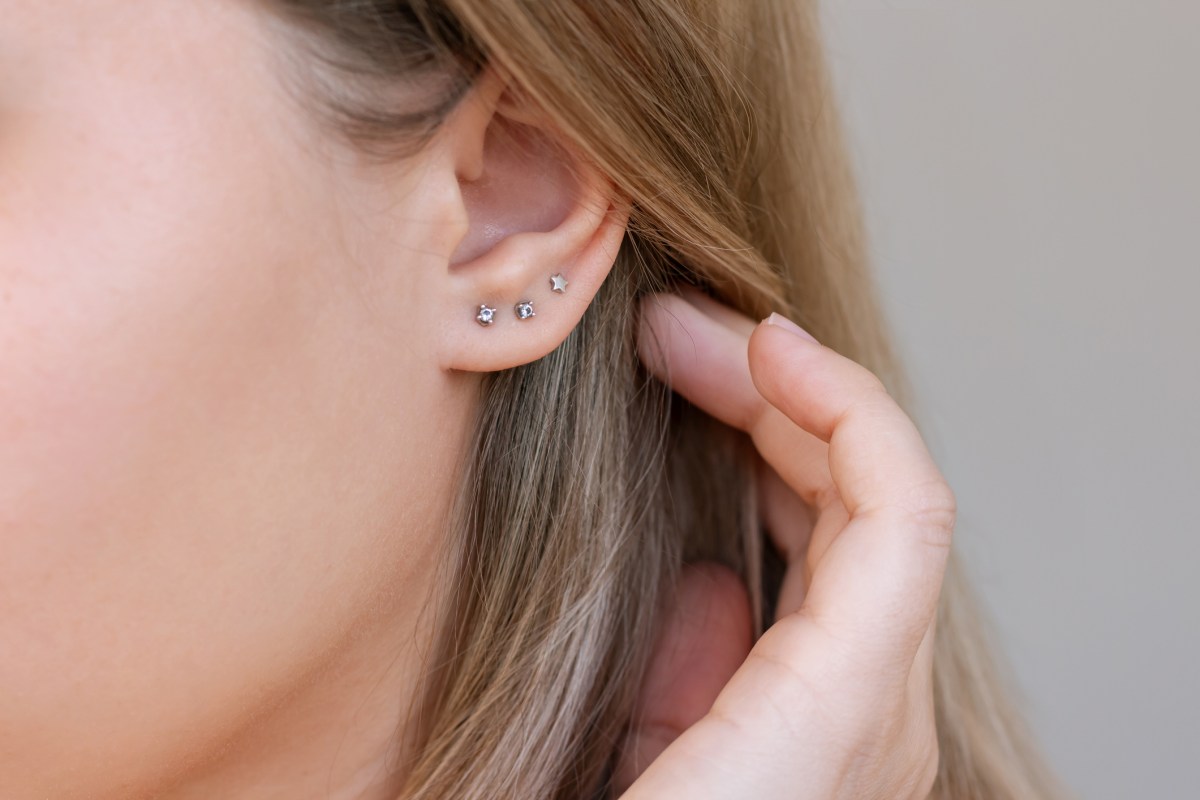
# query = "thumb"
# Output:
<box><xmin>612</xmin><ymin>562</ymin><xmax>754</xmax><ymax>793</ymax></box>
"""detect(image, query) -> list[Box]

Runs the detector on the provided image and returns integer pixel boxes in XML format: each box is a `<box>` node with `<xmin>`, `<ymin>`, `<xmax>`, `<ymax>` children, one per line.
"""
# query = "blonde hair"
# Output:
<box><xmin>269</xmin><ymin>1</ymin><xmax>1070</xmax><ymax>797</ymax></box>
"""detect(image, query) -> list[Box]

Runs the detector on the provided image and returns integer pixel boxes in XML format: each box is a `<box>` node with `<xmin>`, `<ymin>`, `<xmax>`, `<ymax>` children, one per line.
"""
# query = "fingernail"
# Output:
<box><xmin>763</xmin><ymin>312</ymin><xmax>819</xmax><ymax>344</ymax></box>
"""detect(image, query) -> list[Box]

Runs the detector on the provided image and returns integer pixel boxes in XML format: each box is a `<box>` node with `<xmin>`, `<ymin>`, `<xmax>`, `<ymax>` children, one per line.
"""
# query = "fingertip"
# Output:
<box><xmin>747</xmin><ymin>313</ymin><xmax>821</xmax><ymax>381</ymax></box>
<box><xmin>761</xmin><ymin>312</ymin><xmax>819</xmax><ymax>344</ymax></box>
<box><xmin>680</xmin><ymin>562</ymin><xmax>754</xmax><ymax>652</ymax></box>
<box><xmin>746</xmin><ymin>319</ymin><xmax>803</xmax><ymax>396</ymax></box>
<box><xmin>746</xmin><ymin>318</ymin><xmax>838</xmax><ymax>443</ymax></box>
<box><xmin>643</xmin><ymin>562</ymin><xmax>753</xmax><ymax>720</ymax></box>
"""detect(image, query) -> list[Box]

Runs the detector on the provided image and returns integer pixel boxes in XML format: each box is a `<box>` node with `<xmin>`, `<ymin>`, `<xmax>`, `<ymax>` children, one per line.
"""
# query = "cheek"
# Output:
<box><xmin>0</xmin><ymin>14</ymin><xmax>454</xmax><ymax>792</ymax></box>
<box><xmin>0</xmin><ymin>107</ymin><xmax>327</xmax><ymax>782</ymax></box>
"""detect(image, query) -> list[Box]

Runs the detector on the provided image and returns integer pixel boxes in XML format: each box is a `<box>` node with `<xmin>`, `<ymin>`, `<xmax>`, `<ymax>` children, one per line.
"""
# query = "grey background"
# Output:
<box><xmin>821</xmin><ymin>2</ymin><xmax>1199</xmax><ymax>798</ymax></box>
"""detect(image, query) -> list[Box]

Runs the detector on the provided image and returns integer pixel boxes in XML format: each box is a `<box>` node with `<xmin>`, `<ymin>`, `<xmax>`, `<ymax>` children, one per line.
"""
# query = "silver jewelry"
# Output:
<box><xmin>550</xmin><ymin>273</ymin><xmax>569</xmax><ymax>293</ymax></box>
<box><xmin>476</xmin><ymin>304</ymin><xmax>496</xmax><ymax>326</ymax></box>
<box><xmin>515</xmin><ymin>300</ymin><xmax>536</xmax><ymax>320</ymax></box>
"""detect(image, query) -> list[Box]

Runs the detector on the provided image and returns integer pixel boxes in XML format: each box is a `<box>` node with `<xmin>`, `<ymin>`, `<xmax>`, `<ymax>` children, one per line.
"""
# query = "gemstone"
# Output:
<box><xmin>515</xmin><ymin>300</ymin><xmax>536</xmax><ymax>320</ymax></box>
<box><xmin>476</xmin><ymin>304</ymin><xmax>496</xmax><ymax>326</ymax></box>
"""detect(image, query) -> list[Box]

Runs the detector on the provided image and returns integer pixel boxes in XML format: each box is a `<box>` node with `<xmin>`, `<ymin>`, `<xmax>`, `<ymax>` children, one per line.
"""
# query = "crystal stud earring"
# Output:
<box><xmin>550</xmin><ymin>273</ymin><xmax>569</xmax><ymax>293</ymax></box>
<box><xmin>515</xmin><ymin>300</ymin><xmax>536</xmax><ymax>320</ymax></box>
<box><xmin>476</xmin><ymin>304</ymin><xmax>496</xmax><ymax>326</ymax></box>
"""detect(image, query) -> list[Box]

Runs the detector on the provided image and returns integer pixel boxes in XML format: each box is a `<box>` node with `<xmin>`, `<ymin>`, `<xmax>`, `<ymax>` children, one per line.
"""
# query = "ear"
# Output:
<box><xmin>431</xmin><ymin>67</ymin><xmax>630</xmax><ymax>372</ymax></box>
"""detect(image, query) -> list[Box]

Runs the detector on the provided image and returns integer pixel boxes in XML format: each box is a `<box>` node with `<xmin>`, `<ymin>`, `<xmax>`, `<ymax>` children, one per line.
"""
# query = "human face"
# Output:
<box><xmin>0</xmin><ymin>1</ymin><xmax>472</xmax><ymax>796</ymax></box>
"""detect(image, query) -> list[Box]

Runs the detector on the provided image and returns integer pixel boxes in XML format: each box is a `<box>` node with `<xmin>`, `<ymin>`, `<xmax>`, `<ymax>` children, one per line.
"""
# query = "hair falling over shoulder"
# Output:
<box><xmin>268</xmin><ymin>1</ymin><xmax>1070</xmax><ymax>797</ymax></box>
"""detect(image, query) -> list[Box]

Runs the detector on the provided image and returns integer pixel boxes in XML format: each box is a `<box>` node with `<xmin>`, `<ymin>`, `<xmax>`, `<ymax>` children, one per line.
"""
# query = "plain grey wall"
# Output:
<box><xmin>820</xmin><ymin>2</ymin><xmax>1199</xmax><ymax>798</ymax></box>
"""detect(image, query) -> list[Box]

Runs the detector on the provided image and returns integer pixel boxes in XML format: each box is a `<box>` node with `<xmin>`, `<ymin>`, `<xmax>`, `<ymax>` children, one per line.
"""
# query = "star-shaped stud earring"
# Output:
<box><xmin>549</xmin><ymin>273</ymin><xmax>569</xmax><ymax>293</ymax></box>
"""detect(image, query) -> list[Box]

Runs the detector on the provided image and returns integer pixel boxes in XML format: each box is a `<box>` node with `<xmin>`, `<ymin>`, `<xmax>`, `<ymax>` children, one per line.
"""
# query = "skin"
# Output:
<box><xmin>1</xmin><ymin>2</ymin><xmax>473</xmax><ymax>797</ymax></box>
<box><xmin>1</xmin><ymin>1</ymin><xmax>954</xmax><ymax>798</ymax></box>
<box><xmin>618</xmin><ymin>292</ymin><xmax>954</xmax><ymax>798</ymax></box>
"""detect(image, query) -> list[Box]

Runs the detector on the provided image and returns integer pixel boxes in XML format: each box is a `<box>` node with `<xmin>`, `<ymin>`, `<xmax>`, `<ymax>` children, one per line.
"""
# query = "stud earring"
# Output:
<box><xmin>549</xmin><ymin>273</ymin><xmax>569</xmax><ymax>293</ymax></box>
<box><xmin>476</xmin><ymin>304</ymin><xmax>496</xmax><ymax>326</ymax></box>
<box><xmin>515</xmin><ymin>300</ymin><xmax>536</xmax><ymax>320</ymax></box>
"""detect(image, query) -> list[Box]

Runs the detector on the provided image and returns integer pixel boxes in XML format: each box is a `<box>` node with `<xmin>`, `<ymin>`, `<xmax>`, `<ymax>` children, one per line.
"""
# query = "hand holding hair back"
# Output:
<box><xmin>616</xmin><ymin>288</ymin><xmax>954</xmax><ymax>799</ymax></box>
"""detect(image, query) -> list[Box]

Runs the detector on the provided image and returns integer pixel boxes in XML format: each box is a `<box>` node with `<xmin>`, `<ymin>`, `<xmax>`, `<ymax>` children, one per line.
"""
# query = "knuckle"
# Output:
<box><xmin>835</xmin><ymin>376</ymin><xmax>890</xmax><ymax>426</ymax></box>
<box><xmin>903</xmin><ymin>480</ymin><xmax>958</xmax><ymax>546</ymax></box>
<box><xmin>918</xmin><ymin>485</ymin><xmax>957</xmax><ymax>536</ymax></box>
<box><xmin>854</xmin><ymin>364</ymin><xmax>889</xmax><ymax>394</ymax></box>
<box><xmin>866</xmin><ymin>480</ymin><xmax>957</xmax><ymax>550</ymax></box>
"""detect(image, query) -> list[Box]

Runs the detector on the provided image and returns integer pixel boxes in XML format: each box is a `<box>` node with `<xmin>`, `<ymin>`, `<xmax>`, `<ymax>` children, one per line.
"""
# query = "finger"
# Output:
<box><xmin>636</xmin><ymin>292</ymin><xmax>852</xmax><ymax>623</ymax></box>
<box><xmin>612</xmin><ymin>562</ymin><xmax>753</xmax><ymax>793</ymax></box>
<box><xmin>637</xmin><ymin>294</ymin><xmax>835</xmax><ymax>549</ymax></box>
<box><xmin>637</xmin><ymin>291</ymin><xmax>761</xmax><ymax>434</ymax></box>
<box><xmin>748</xmin><ymin>318</ymin><xmax>955</xmax><ymax>658</ymax></box>
<box><xmin>756</xmin><ymin>457</ymin><xmax>814</xmax><ymax>618</ymax></box>
<box><xmin>637</xmin><ymin>294</ymin><xmax>953</xmax><ymax>659</ymax></box>
<box><xmin>903</xmin><ymin>614</ymin><xmax>939</xmax><ymax>757</ymax></box>
<box><xmin>910</xmin><ymin>569</ymin><xmax>944</xmax><ymax>695</ymax></box>
<box><xmin>676</xmin><ymin>284</ymin><xmax>758</xmax><ymax>338</ymax></box>
<box><xmin>912</xmin><ymin>614</ymin><xmax>937</xmax><ymax>695</ymax></box>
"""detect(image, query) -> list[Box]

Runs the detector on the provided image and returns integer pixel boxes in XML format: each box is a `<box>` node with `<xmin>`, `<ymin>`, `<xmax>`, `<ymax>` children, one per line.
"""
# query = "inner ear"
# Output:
<box><xmin>449</xmin><ymin>117</ymin><xmax>580</xmax><ymax>265</ymax></box>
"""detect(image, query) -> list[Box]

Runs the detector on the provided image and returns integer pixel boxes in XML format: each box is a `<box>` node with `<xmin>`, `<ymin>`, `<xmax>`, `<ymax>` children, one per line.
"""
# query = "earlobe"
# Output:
<box><xmin>433</xmin><ymin>69</ymin><xmax>629</xmax><ymax>374</ymax></box>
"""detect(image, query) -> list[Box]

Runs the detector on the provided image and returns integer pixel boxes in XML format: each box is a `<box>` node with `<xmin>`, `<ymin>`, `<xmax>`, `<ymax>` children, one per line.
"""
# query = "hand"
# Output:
<box><xmin>614</xmin><ymin>288</ymin><xmax>955</xmax><ymax>799</ymax></box>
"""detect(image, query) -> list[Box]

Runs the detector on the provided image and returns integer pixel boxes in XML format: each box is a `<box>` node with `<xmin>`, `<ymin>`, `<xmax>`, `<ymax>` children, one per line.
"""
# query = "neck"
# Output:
<box><xmin>154</xmin><ymin>554</ymin><xmax>447</xmax><ymax>800</ymax></box>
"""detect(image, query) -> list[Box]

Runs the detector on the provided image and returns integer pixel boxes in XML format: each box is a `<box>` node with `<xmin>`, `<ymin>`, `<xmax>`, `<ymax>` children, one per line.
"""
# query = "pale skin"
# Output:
<box><xmin>0</xmin><ymin>2</ymin><xmax>953</xmax><ymax>799</ymax></box>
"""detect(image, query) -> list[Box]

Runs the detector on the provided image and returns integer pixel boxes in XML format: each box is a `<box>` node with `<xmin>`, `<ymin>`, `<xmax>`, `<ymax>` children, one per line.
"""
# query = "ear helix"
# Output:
<box><xmin>474</xmin><ymin>272</ymin><xmax>569</xmax><ymax>327</ymax></box>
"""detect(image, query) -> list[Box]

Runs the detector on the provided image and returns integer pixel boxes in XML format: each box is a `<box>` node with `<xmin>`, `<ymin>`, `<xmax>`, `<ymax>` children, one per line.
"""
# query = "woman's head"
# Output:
<box><xmin>2</xmin><ymin>0</ymin><xmax>627</xmax><ymax>793</ymax></box>
<box><xmin>2</xmin><ymin>0</ymin><xmax>464</xmax><ymax>794</ymax></box>
<box><xmin>1</xmin><ymin>2</ymin><xmax>1060</xmax><ymax>798</ymax></box>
